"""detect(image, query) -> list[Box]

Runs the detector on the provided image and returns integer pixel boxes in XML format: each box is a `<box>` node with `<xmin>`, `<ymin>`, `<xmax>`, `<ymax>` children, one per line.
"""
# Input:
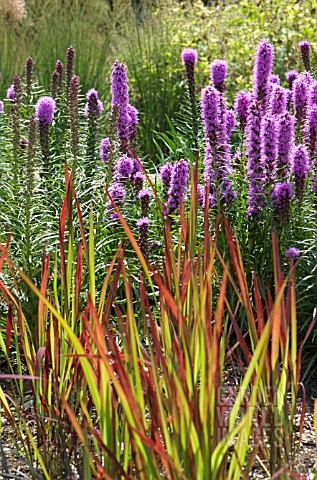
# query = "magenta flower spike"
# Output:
<box><xmin>269</xmin><ymin>85</ymin><xmax>287</xmax><ymax>115</ymax></box>
<box><xmin>286</xmin><ymin>70</ymin><xmax>298</xmax><ymax>90</ymax></box>
<box><xmin>100</xmin><ymin>138</ymin><xmax>111</xmax><ymax>163</ymax></box>
<box><xmin>166</xmin><ymin>159</ymin><xmax>189</xmax><ymax>214</ymax></box>
<box><xmin>234</xmin><ymin>90</ymin><xmax>251</xmax><ymax>131</ymax></box>
<box><xmin>276</xmin><ymin>111</ymin><xmax>295</xmax><ymax>180</ymax></box>
<box><xmin>260</xmin><ymin>113</ymin><xmax>277</xmax><ymax>186</ymax></box>
<box><xmin>253</xmin><ymin>39</ymin><xmax>274</xmax><ymax>108</ymax></box>
<box><xmin>285</xmin><ymin>247</ymin><xmax>300</xmax><ymax>259</ymax></box>
<box><xmin>270</xmin><ymin>182</ymin><xmax>293</xmax><ymax>223</ymax></box>
<box><xmin>35</xmin><ymin>96</ymin><xmax>56</xmax><ymax>123</ymax></box>
<box><xmin>291</xmin><ymin>144</ymin><xmax>310</xmax><ymax>201</ymax></box>
<box><xmin>210</xmin><ymin>59</ymin><xmax>228</xmax><ymax>92</ymax></box>
<box><xmin>298</xmin><ymin>40</ymin><xmax>311</xmax><ymax>71</ymax></box>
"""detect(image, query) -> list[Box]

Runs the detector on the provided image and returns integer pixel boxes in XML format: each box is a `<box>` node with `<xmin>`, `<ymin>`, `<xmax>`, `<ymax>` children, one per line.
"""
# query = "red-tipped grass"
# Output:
<box><xmin>0</xmin><ymin>169</ymin><xmax>310</xmax><ymax>478</ymax></box>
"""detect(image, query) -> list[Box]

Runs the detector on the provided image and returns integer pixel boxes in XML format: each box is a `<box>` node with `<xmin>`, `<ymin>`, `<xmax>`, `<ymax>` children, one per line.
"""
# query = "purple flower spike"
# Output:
<box><xmin>137</xmin><ymin>217</ymin><xmax>150</xmax><ymax>259</ymax></box>
<box><xmin>134</xmin><ymin>172</ymin><xmax>145</xmax><ymax>193</ymax></box>
<box><xmin>291</xmin><ymin>144</ymin><xmax>310</xmax><ymax>201</ymax></box>
<box><xmin>0</xmin><ymin>100</ymin><xmax>4</xmax><ymax>113</ymax></box>
<box><xmin>138</xmin><ymin>188</ymin><xmax>151</xmax><ymax>216</ymax></box>
<box><xmin>210</xmin><ymin>59</ymin><xmax>228</xmax><ymax>92</ymax></box>
<box><xmin>166</xmin><ymin>159</ymin><xmax>189</xmax><ymax>214</ymax></box>
<box><xmin>201</xmin><ymin>85</ymin><xmax>220</xmax><ymax>141</ymax></box>
<box><xmin>7</xmin><ymin>84</ymin><xmax>15</xmax><ymax>100</ymax></box>
<box><xmin>253</xmin><ymin>39</ymin><xmax>274</xmax><ymax>107</ymax></box>
<box><xmin>181</xmin><ymin>48</ymin><xmax>198</xmax><ymax>66</ymax></box>
<box><xmin>226</xmin><ymin>109</ymin><xmax>236</xmax><ymax>138</ymax></box>
<box><xmin>260</xmin><ymin>113</ymin><xmax>277</xmax><ymax>186</ymax></box>
<box><xmin>159</xmin><ymin>162</ymin><xmax>173</xmax><ymax>190</ymax></box>
<box><xmin>298</xmin><ymin>40</ymin><xmax>311</xmax><ymax>71</ymax></box>
<box><xmin>269</xmin><ymin>84</ymin><xmax>287</xmax><ymax>115</ymax></box>
<box><xmin>246</xmin><ymin>99</ymin><xmax>267</xmax><ymax>217</ymax></box>
<box><xmin>111</xmin><ymin>60</ymin><xmax>130</xmax><ymax>140</ymax></box>
<box><xmin>115</xmin><ymin>154</ymin><xmax>134</xmax><ymax>181</ymax></box>
<box><xmin>86</xmin><ymin>88</ymin><xmax>98</xmax><ymax>100</ymax></box>
<box><xmin>234</xmin><ymin>90</ymin><xmax>251</xmax><ymax>131</ymax></box>
<box><xmin>293</xmin><ymin>74</ymin><xmax>308</xmax><ymax>122</ymax></box>
<box><xmin>271</xmin><ymin>182</ymin><xmax>293</xmax><ymax>223</ymax></box>
<box><xmin>100</xmin><ymin>138</ymin><xmax>111</xmax><ymax>163</ymax></box>
<box><xmin>286</xmin><ymin>70</ymin><xmax>298</xmax><ymax>90</ymax></box>
<box><xmin>285</xmin><ymin>247</ymin><xmax>300</xmax><ymax>259</ymax></box>
<box><xmin>276</xmin><ymin>111</ymin><xmax>295</xmax><ymax>180</ymax></box>
<box><xmin>304</xmin><ymin>105</ymin><xmax>317</xmax><ymax>162</ymax></box>
<box><xmin>35</xmin><ymin>96</ymin><xmax>56</xmax><ymax>123</ymax></box>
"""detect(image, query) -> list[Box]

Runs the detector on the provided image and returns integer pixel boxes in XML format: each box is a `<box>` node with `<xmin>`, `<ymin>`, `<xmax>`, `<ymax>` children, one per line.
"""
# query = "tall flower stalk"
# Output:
<box><xmin>181</xmin><ymin>48</ymin><xmax>198</xmax><ymax>139</ymax></box>
<box><xmin>35</xmin><ymin>96</ymin><xmax>56</xmax><ymax>176</ymax></box>
<box><xmin>85</xmin><ymin>88</ymin><xmax>104</xmax><ymax>168</ymax></box>
<box><xmin>68</xmin><ymin>75</ymin><xmax>80</xmax><ymax>166</ymax></box>
<box><xmin>25</xmin><ymin>114</ymin><xmax>37</xmax><ymax>267</ymax></box>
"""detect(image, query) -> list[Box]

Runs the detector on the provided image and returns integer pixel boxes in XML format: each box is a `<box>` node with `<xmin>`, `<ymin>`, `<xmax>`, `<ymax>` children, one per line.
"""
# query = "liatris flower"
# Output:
<box><xmin>35</xmin><ymin>96</ymin><xmax>56</xmax><ymax>123</ymax></box>
<box><xmin>85</xmin><ymin>88</ymin><xmax>104</xmax><ymax>164</ymax></box>
<box><xmin>276</xmin><ymin>111</ymin><xmax>295</xmax><ymax>180</ymax></box>
<box><xmin>25</xmin><ymin>57</ymin><xmax>33</xmax><ymax>97</ymax></box>
<box><xmin>35</xmin><ymin>96</ymin><xmax>56</xmax><ymax>169</ymax></box>
<box><xmin>293</xmin><ymin>74</ymin><xmax>308</xmax><ymax>124</ymax></box>
<box><xmin>210</xmin><ymin>59</ymin><xmax>228</xmax><ymax>92</ymax></box>
<box><xmin>253</xmin><ymin>39</ymin><xmax>274</xmax><ymax>108</ymax></box>
<box><xmin>201</xmin><ymin>85</ymin><xmax>220</xmax><ymax>186</ymax></box>
<box><xmin>137</xmin><ymin>217</ymin><xmax>150</xmax><ymax>259</ymax></box>
<box><xmin>166</xmin><ymin>159</ymin><xmax>189</xmax><ymax>214</ymax></box>
<box><xmin>0</xmin><ymin>101</ymin><xmax>4</xmax><ymax>113</ymax></box>
<box><xmin>68</xmin><ymin>76</ymin><xmax>80</xmax><ymax>160</ymax></box>
<box><xmin>66</xmin><ymin>45</ymin><xmax>75</xmax><ymax>92</ymax></box>
<box><xmin>181</xmin><ymin>47</ymin><xmax>198</xmax><ymax>134</ymax></box>
<box><xmin>201</xmin><ymin>85</ymin><xmax>220</xmax><ymax>143</ymax></box>
<box><xmin>13</xmin><ymin>74</ymin><xmax>22</xmax><ymax>107</ymax></box>
<box><xmin>269</xmin><ymin>84</ymin><xmax>287</xmax><ymax>115</ymax></box>
<box><xmin>100</xmin><ymin>138</ymin><xmax>111</xmax><ymax>163</ymax></box>
<box><xmin>308</xmin><ymin>81</ymin><xmax>317</xmax><ymax>107</ymax></box>
<box><xmin>51</xmin><ymin>71</ymin><xmax>60</xmax><ymax>98</ymax></box>
<box><xmin>234</xmin><ymin>90</ymin><xmax>251</xmax><ymax>131</ymax></box>
<box><xmin>304</xmin><ymin>105</ymin><xmax>317</xmax><ymax>162</ymax></box>
<box><xmin>84</xmin><ymin>88</ymin><xmax>104</xmax><ymax>117</ymax></box>
<box><xmin>111</xmin><ymin>60</ymin><xmax>129</xmax><ymax>141</ymax></box>
<box><xmin>269</xmin><ymin>74</ymin><xmax>280</xmax><ymax>85</ymax></box>
<box><xmin>270</xmin><ymin>182</ymin><xmax>293</xmax><ymax>223</ymax></box>
<box><xmin>215</xmin><ymin>93</ymin><xmax>236</xmax><ymax>204</ymax></box>
<box><xmin>25</xmin><ymin>114</ymin><xmax>37</xmax><ymax>264</ymax></box>
<box><xmin>138</xmin><ymin>188</ymin><xmax>151</xmax><ymax>217</ymax></box>
<box><xmin>159</xmin><ymin>162</ymin><xmax>173</xmax><ymax>190</ymax></box>
<box><xmin>246</xmin><ymin>99</ymin><xmax>266</xmax><ymax>216</ymax></box>
<box><xmin>127</xmin><ymin>104</ymin><xmax>138</xmax><ymax>145</ymax></box>
<box><xmin>7</xmin><ymin>84</ymin><xmax>15</xmax><ymax>100</ymax></box>
<box><xmin>226</xmin><ymin>109</ymin><xmax>236</xmax><ymax>138</ymax></box>
<box><xmin>286</xmin><ymin>70</ymin><xmax>298</xmax><ymax>90</ymax></box>
<box><xmin>285</xmin><ymin>247</ymin><xmax>300</xmax><ymax>259</ymax></box>
<box><xmin>105</xmin><ymin>182</ymin><xmax>127</xmax><ymax>221</ymax></box>
<box><xmin>260</xmin><ymin>113</ymin><xmax>277</xmax><ymax>186</ymax></box>
<box><xmin>114</xmin><ymin>154</ymin><xmax>134</xmax><ymax>181</ymax></box>
<box><xmin>55</xmin><ymin>60</ymin><xmax>63</xmax><ymax>79</ymax></box>
<box><xmin>298</xmin><ymin>40</ymin><xmax>311</xmax><ymax>71</ymax></box>
<box><xmin>181</xmin><ymin>47</ymin><xmax>198</xmax><ymax>68</ymax></box>
<box><xmin>51</xmin><ymin>60</ymin><xmax>63</xmax><ymax>97</ymax></box>
<box><xmin>291</xmin><ymin>144</ymin><xmax>310</xmax><ymax>201</ymax></box>
<box><xmin>133</xmin><ymin>172</ymin><xmax>145</xmax><ymax>193</ymax></box>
